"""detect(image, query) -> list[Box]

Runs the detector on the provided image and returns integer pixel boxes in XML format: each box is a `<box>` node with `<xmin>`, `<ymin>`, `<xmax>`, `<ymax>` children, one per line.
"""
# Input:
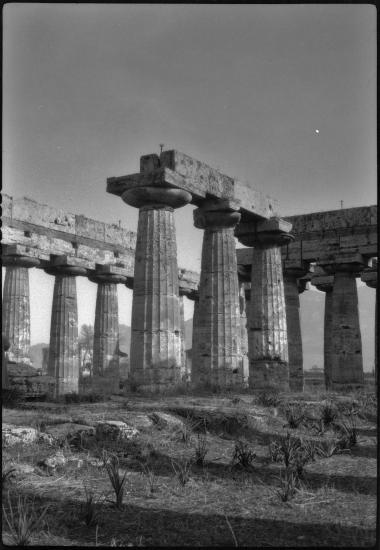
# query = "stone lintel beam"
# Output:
<box><xmin>107</xmin><ymin>150</ymin><xmax>279</xmax><ymax>220</ymax></box>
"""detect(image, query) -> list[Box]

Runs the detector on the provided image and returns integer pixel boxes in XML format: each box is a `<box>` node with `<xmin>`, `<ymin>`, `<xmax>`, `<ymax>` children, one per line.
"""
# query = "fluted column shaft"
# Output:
<box><xmin>283</xmin><ymin>274</ymin><xmax>305</xmax><ymax>392</ymax></box>
<box><xmin>47</xmin><ymin>266</ymin><xmax>85</xmax><ymax>397</ymax></box>
<box><xmin>330</xmin><ymin>269</ymin><xmax>364</xmax><ymax>388</ymax></box>
<box><xmin>361</xmin><ymin>261</ymin><xmax>377</xmax><ymax>386</ymax></box>
<box><xmin>92</xmin><ymin>274</ymin><xmax>123</xmax><ymax>395</ymax></box>
<box><xmin>2</xmin><ymin>257</ymin><xmax>39</xmax><ymax>364</ymax></box>
<box><xmin>324</xmin><ymin>289</ymin><xmax>334</xmax><ymax>389</ymax></box>
<box><xmin>191</xmin><ymin>296</ymin><xmax>200</xmax><ymax>385</ymax></box>
<box><xmin>239</xmin><ymin>281</ymin><xmax>250</xmax><ymax>387</ymax></box>
<box><xmin>249</xmin><ymin>245</ymin><xmax>289</xmax><ymax>390</ymax></box>
<box><xmin>179</xmin><ymin>294</ymin><xmax>188</xmax><ymax>382</ymax></box>
<box><xmin>192</xmin><ymin>202</ymin><xmax>242</xmax><ymax>389</ymax></box>
<box><xmin>123</xmin><ymin>186</ymin><xmax>192</xmax><ymax>392</ymax></box>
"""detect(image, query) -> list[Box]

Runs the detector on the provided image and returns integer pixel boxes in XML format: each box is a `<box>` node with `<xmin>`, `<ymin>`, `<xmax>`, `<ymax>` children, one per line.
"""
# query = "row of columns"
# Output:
<box><xmin>2</xmin><ymin>206</ymin><xmax>377</xmax><ymax>395</ymax></box>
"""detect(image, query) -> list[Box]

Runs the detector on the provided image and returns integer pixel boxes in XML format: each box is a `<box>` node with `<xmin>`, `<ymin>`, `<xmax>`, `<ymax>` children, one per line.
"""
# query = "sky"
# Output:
<box><xmin>2</xmin><ymin>4</ymin><xmax>377</xmax><ymax>369</ymax></box>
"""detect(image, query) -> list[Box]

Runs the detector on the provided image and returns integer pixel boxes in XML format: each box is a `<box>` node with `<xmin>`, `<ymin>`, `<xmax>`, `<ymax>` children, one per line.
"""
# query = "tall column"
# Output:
<box><xmin>192</xmin><ymin>199</ymin><xmax>242</xmax><ymax>390</ymax></box>
<box><xmin>320</xmin><ymin>258</ymin><xmax>365</xmax><ymax>389</ymax></box>
<box><xmin>178</xmin><ymin>293</ymin><xmax>188</xmax><ymax>383</ymax></box>
<box><xmin>89</xmin><ymin>267</ymin><xmax>126</xmax><ymax>395</ymax></box>
<box><xmin>45</xmin><ymin>263</ymin><xmax>87</xmax><ymax>398</ymax></box>
<box><xmin>236</xmin><ymin>218</ymin><xmax>294</xmax><ymax>391</ymax></box>
<box><xmin>283</xmin><ymin>263</ymin><xmax>309</xmax><ymax>392</ymax></box>
<box><xmin>238</xmin><ymin>281</ymin><xmax>250</xmax><ymax>388</ymax></box>
<box><xmin>312</xmin><ymin>275</ymin><xmax>334</xmax><ymax>390</ymax></box>
<box><xmin>122</xmin><ymin>186</ymin><xmax>192</xmax><ymax>392</ymax></box>
<box><xmin>361</xmin><ymin>259</ymin><xmax>377</xmax><ymax>385</ymax></box>
<box><xmin>2</xmin><ymin>255</ymin><xmax>40</xmax><ymax>364</ymax></box>
<box><xmin>191</xmin><ymin>291</ymin><xmax>200</xmax><ymax>386</ymax></box>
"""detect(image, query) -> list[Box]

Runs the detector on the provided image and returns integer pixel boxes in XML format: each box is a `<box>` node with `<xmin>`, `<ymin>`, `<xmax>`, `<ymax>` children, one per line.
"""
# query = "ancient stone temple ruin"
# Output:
<box><xmin>2</xmin><ymin>150</ymin><xmax>378</xmax><ymax>397</ymax></box>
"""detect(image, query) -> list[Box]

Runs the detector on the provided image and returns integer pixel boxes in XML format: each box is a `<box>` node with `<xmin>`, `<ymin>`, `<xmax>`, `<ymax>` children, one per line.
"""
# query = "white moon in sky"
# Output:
<box><xmin>315</xmin><ymin>129</ymin><xmax>319</xmax><ymax>134</ymax></box>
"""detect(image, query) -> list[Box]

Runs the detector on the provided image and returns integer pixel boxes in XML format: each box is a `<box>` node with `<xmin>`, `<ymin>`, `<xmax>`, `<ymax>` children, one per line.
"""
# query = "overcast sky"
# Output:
<box><xmin>2</xmin><ymin>4</ymin><xmax>376</xmax><ymax>367</ymax></box>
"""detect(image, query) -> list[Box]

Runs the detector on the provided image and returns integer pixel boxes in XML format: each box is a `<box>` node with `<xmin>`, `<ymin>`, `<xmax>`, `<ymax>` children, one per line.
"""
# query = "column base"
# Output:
<box><xmin>289</xmin><ymin>368</ymin><xmax>304</xmax><ymax>392</ymax></box>
<box><xmin>249</xmin><ymin>361</ymin><xmax>289</xmax><ymax>391</ymax></box>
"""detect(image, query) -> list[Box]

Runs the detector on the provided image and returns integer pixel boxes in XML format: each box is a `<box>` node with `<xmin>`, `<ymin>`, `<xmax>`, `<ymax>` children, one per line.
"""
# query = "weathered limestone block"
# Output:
<box><xmin>90</xmin><ymin>268</ymin><xmax>126</xmax><ymax>395</ymax></box>
<box><xmin>46</xmin><ymin>263</ymin><xmax>87</xmax><ymax>398</ymax></box>
<box><xmin>319</xmin><ymin>262</ymin><xmax>365</xmax><ymax>389</ymax></box>
<box><xmin>236</xmin><ymin>218</ymin><xmax>293</xmax><ymax>391</ymax></box>
<box><xmin>192</xmin><ymin>200</ymin><xmax>243</xmax><ymax>389</ymax></box>
<box><xmin>283</xmin><ymin>264</ymin><xmax>309</xmax><ymax>392</ymax></box>
<box><xmin>122</xmin><ymin>186</ymin><xmax>192</xmax><ymax>392</ymax></box>
<box><xmin>95</xmin><ymin>420</ymin><xmax>139</xmax><ymax>441</ymax></box>
<box><xmin>2</xmin><ymin>255</ymin><xmax>39</xmax><ymax>364</ymax></box>
<box><xmin>2</xmin><ymin>424</ymin><xmax>39</xmax><ymax>447</ymax></box>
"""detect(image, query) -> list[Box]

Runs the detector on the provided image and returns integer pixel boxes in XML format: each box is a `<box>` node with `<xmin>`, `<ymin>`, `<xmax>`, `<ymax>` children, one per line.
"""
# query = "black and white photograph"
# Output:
<box><xmin>2</xmin><ymin>3</ymin><xmax>377</xmax><ymax>547</ymax></box>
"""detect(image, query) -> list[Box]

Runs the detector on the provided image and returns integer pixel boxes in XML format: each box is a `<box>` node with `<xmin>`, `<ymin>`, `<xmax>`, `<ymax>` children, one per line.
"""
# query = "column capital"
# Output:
<box><xmin>122</xmin><ymin>186</ymin><xmax>192</xmax><ymax>209</ymax></box>
<box><xmin>2</xmin><ymin>254</ymin><xmax>40</xmax><ymax>268</ymax></box>
<box><xmin>319</xmin><ymin>253</ymin><xmax>367</xmax><ymax>275</ymax></box>
<box><xmin>44</xmin><ymin>256</ymin><xmax>87</xmax><ymax>277</ymax></box>
<box><xmin>235</xmin><ymin>217</ymin><xmax>294</xmax><ymax>248</ymax></box>
<box><xmin>311</xmin><ymin>274</ymin><xmax>334</xmax><ymax>293</ymax></box>
<box><xmin>194</xmin><ymin>198</ymin><xmax>241</xmax><ymax>230</ymax></box>
<box><xmin>283</xmin><ymin>260</ymin><xmax>310</xmax><ymax>280</ymax></box>
<box><xmin>88</xmin><ymin>264</ymin><xmax>127</xmax><ymax>285</ymax></box>
<box><xmin>361</xmin><ymin>267</ymin><xmax>377</xmax><ymax>289</ymax></box>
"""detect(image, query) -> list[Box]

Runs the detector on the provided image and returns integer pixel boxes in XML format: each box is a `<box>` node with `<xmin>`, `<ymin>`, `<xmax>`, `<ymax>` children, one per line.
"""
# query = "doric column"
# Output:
<box><xmin>191</xmin><ymin>291</ymin><xmax>200</xmax><ymax>385</ymax></box>
<box><xmin>311</xmin><ymin>275</ymin><xmax>334</xmax><ymax>390</ymax></box>
<box><xmin>236</xmin><ymin>218</ymin><xmax>294</xmax><ymax>391</ymax></box>
<box><xmin>2</xmin><ymin>254</ymin><xmax>40</xmax><ymax>364</ymax></box>
<box><xmin>178</xmin><ymin>293</ymin><xmax>188</xmax><ymax>383</ymax></box>
<box><xmin>319</xmin><ymin>256</ymin><xmax>366</xmax><ymax>389</ymax></box>
<box><xmin>192</xmin><ymin>199</ymin><xmax>242</xmax><ymax>390</ymax></box>
<box><xmin>238</xmin><ymin>280</ymin><xmax>250</xmax><ymax>388</ymax></box>
<box><xmin>122</xmin><ymin>185</ymin><xmax>192</xmax><ymax>392</ymax></box>
<box><xmin>45</xmin><ymin>260</ymin><xmax>87</xmax><ymax>398</ymax></box>
<box><xmin>361</xmin><ymin>259</ymin><xmax>377</xmax><ymax>385</ymax></box>
<box><xmin>283</xmin><ymin>262</ymin><xmax>309</xmax><ymax>392</ymax></box>
<box><xmin>89</xmin><ymin>266</ymin><xmax>126</xmax><ymax>395</ymax></box>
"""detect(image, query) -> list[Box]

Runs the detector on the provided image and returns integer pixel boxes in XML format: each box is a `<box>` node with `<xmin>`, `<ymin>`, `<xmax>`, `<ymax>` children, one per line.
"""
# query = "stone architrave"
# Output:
<box><xmin>122</xmin><ymin>186</ymin><xmax>192</xmax><ymax>392</ymax></box>
<box><xmin>361</xmin><ymin>260</ymin><xmax>377</xmax><ymax>385</ymax></box>
<box><xmin>236</xmin><ymin>218</ymin><xmax>294</xmax><ymax>391</ymax></box>
<box><xmin>45</xmin><ymin>263</ymin><xmax>87</xmax><ymax>398</ymax></box>
<box><xmin>319</xmin><ymin>257</ymin><xmax>365</xmax><ymax>389</ymax></box>
<box><xmin>2</xmin><ymin>255</ymin><xmax>40</xmax><ymax>365</ymax></box>
<box><xmin>283</xmin><ymin>263</ymin><xmax>309</xmax><ymax>392</ymax></box>
<box><xmin>192</xmin><ymin>199</ymin><xmax>242</xmax><ymax>390</ymax></box>
<box><xmin>89</xmin><ymin>268</ymin><xmax>127</xmax><ymax>395</ymax></box>
<box><xmin>311</xmin><ymin>275</ymin><xmax>334</xmax><ymax>390</ymax></box>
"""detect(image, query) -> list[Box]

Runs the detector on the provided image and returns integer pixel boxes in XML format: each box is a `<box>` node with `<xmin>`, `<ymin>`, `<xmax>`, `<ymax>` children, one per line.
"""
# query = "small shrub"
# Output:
<box><xmin>284</xmin><ymin>404</ymin><xmax>306</xmax><ymax>429</ymax></box>
<box><xmin>176</xmin><ymin>414</ymin><xmax>200</xmax><ymax>445</ymax></box>
<box><xmin>194</xmin><ymin>433</ymin><xmax>208</xmax><ymax>466</ymax></box>
<box><xmin>256</xmin><ymin>390</ymin><xmax>281</xmax><ymax>407</ymax></box>
<box><xmin>320</xmin><ymin>400</ymin><xmax>338</xmax><ymax>427</ymax></box>
<box><xmin>277</xmin><ymin>432</ymin><xmax>301</xmax><ymax>468</ymax></box>
<box><xmin>103</xmin><ymin>453</ymin><xmax>128</xmax><ymax>509</ymax></box>
<box><xmin>142</xmin><ymin>464</ymin><xmax>158</xmax><ymax>495</ymax></box>
<box><xmin>81</xmin><ymin>484</ymin><xmax>101</xmax><ymax>526</ymax></box>
<box><xmin>2</xmin><ymin>461</ymin><xmax>16</xmax><ymax>485</ymax></box>
<box><xmin>334</xmin><ymin>415</ymin><xmax>358</xmax><ymax>449</ymax></box>
<box><xmin>300</xmin><ymin>438</ymin><xmax>320</xmax><ymax>462</ymax></box>
<box><xmin>317</xmin><ymin>439</ymin><xmax>341</xmax><ymax>458</ymax></box>
<box><xmin>274</xmin><ymin>468</ymin><xmax>302</xmax><ymax>502</ymax></box>
<box><xmin>268</xmin><ymin>440</ymin><xmax>283</xmax><ymax>463</ymax></box>
<box><xmin>2</xmin><ymin>493</ymin><xmax>50</xmax><ymax>545</ymax></box>
<box><xmin>231</xmin><ymin>440</ymin><xmax>256</xmax><ymax>469</ymax></box>
<box><xmin>293</xmin><ymin>449</ymin><xmax>309</xmax><ymax>478</ymax></box>
<box><xmin>171</xmin><ymin>458</ymin><xmax>192</xmax><ymax>486</ymax></box>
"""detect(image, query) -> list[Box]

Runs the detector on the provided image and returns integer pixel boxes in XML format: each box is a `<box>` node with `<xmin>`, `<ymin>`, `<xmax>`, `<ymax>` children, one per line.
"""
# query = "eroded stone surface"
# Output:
<box><xmin>95</xmin><ymin>420</ymin><xmax>139</xmax><ymax>441</ymax></box>
<box><xmin>2</xmin><ymin>424</ymin><xmax>39</xmax><ymax>446</ymax></box>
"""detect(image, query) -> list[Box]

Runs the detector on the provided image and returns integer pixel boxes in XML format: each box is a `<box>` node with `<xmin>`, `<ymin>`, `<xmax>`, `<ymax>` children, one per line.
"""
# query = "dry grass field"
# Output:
<box><xmin>2</xmin><ymin>388</ymin><xmax>377</xmax><ymax>547</ymax></box>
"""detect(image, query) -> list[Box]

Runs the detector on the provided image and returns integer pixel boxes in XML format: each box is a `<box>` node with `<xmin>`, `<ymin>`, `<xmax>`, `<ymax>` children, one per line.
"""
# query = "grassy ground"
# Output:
<box><xmin>2</xmin><ymin>388</ymin><xmax>377</xmax><ymax>547</ymax></box>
